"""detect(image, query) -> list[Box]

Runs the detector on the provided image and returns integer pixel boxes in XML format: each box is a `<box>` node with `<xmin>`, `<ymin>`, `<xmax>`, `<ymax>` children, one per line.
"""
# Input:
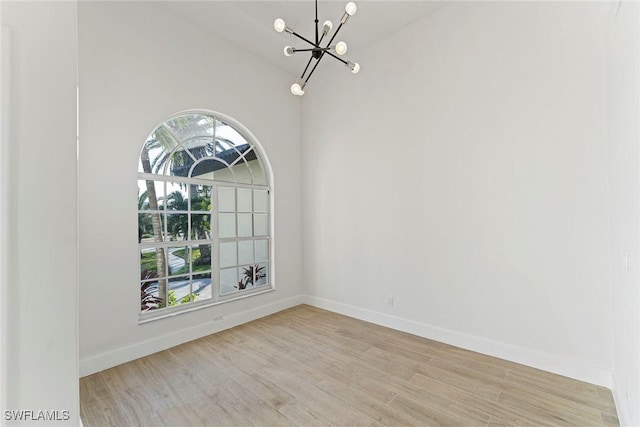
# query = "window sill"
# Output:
<box><xmin>138</xmin><ymin>286</ymin><xmax>275</xmax><ymax>324</ymax></box>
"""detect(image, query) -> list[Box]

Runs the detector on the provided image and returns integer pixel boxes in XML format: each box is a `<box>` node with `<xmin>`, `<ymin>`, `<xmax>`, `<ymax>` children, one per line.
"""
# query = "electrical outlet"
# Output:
<box><xmin>387</xmin><ymin>296</ymin><xmax>394</xmax><ymax>307</ymax></box>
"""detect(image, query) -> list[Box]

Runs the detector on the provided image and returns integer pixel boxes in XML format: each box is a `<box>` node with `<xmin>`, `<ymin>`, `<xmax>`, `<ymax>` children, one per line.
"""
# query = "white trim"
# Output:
<box><xmin>0</xmin><ymin>25</ymin><xmax>10</xmax><ymax>423</ymax></box>
<box><xmin>612</xmin><ymin>376</ymin><xmax>631</xmax><ymax>427</ymax></box>
<box><xmin>80</xmin><ymin>295</ymin><xmax>304</xmax><ymax>377</ymax></box>
<box><xmin>303</xmin><ymin>295</ymin><xmax>614</xmax><ymax>389</ymax></box>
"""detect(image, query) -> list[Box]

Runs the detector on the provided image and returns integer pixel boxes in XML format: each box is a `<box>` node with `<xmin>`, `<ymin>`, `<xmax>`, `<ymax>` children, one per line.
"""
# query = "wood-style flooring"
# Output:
<box><xmin>80</xmin><ymin>305</ymin><xmax>619</xmax><ymax>426</ymax></box>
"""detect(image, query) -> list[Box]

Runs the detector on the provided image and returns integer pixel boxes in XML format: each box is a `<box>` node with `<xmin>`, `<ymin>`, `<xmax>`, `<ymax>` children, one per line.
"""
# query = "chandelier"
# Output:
<box><xmin>273</xmin><ymin>0</ymin><xmax>360</xmax><ymax>96</ymax></box>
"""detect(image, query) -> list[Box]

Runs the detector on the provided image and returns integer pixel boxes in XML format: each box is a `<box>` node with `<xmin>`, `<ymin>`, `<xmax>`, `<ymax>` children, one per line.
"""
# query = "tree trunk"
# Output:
<box><xmin>140</xmin><ymin>145</ymin><xmax>167</xmax><ymax>308</ymax></box>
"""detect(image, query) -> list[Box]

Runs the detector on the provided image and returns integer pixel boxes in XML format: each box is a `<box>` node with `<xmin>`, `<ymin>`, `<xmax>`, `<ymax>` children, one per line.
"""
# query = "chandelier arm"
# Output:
<box><xmin>294</xmin><ymin>48</ymin><xmax>331</xmax><ymax>53</ymax></box>
<box><xmin>304</xmin><ymin>54</ymin><xmax>326</xmax><ymax>84</ymax></box>
<box><xmin>289</xmin><ymin>30</ymin><xmax>319</xmax><ymax>48</ymax></box>
<box><xmin>324</xmin><ymin>50</ymin><xmax>348</xmax><ymax>65</ymax></box>
<box><xmin>300</xmin><ymin>56</ymin><xmax>315</xmax><ymax>80</ymax></box>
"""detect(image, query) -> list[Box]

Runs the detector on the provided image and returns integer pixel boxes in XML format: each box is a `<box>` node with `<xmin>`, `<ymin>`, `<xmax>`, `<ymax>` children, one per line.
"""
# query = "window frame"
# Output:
<box><xmin>138</xmin><ymin>110</ymin><xmax>274</xmax><ymax>323</ymax></box>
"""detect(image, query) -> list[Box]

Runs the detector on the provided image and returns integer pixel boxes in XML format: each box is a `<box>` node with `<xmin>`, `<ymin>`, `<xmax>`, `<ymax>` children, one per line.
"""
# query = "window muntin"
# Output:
<box><xmin>138</xmin><ymin>112</ymin><xmax>271</xmax><ymax>318</ymax></box>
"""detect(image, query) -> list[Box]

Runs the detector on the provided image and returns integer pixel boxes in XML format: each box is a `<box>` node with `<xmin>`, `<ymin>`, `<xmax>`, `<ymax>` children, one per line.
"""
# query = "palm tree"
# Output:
<box><xmin>140</xmin><ymin>146</ymin><xmax>168</xmax><ymax>307</ymax></box>
<box><xmin>138</xmin><ymin>190</ymin><xmax>154</xmax><ymax>242</ymax></box>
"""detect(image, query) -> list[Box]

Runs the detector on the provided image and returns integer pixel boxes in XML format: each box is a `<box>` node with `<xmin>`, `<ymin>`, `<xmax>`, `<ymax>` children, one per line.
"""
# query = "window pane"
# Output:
<box><xmin>220</xmin><ymin>268</ymin><xmax>237</xmax><ymax>295</ymax></box>
<box><xmin>138</xmin><ymin>213</ymin><xmax>164</xmax><ymax>243</ymax></box>
<box><xmin>137</xmin><ymin>180</ymin><xmax>163</xmax><ymax>210</ymax></box>
<box><xmin>238</xmin><ymin>213</ymin><xmax>252</xmax><ymax>237</ymax></box>
<box><xmin>254</xmin><ymin>214</ymin><xmax>268</xmax><ymax>236</ymax></box>
<box><xmin>255</xmin><ymin>239</ymin><xmax>269</xmax><ymax>262</ymax></box>
<box><xmin>166</xmin><ymin>213</ymin><xmax>188</xmax><ymax>241</ymax></box>
<box><xmin>191</xmin><ymin>158</ymin><xmax>233</xmax><ymax>181</ymax></box>
<box><xmin>141</xmin><ymin>280</ymin><xmax>162</xmax><ymax>312</ymax></box>
<box><xmin>253</xmin><ymin>190</ymin><xmax>268</xmax><ymax>213</ymax></box>
<box><xmin>191</xmin><ymin>244</ymin><xmax>211</xmax><ymax>273</ymax></box>
<box><xmin>141</xmin><ymin>248</ymin><xmax>166</xmax><ymax>279</ymax></box>
<box><xmin>216</xmin><ymin>122</ymin><xmax>249</xmax><ymax>148</ymax></box>
<box><xmin>255</xmin><ymin>263</ymin><xmax>269</xmax><ymax>287</ymax></box>
<box><xmin>168</xmin><ymin>246</ymin><xmax>189</xmax><ymax>276</ymax></box>
<box><xmin>190</xmin><ymin>214</ymin><xmax>211</xmax><ymax>240</ymax></box>
<box><xmin>164</xmin><ymin>114</ymin><xmax>214</xmax><ymax>143</ymax></box>
<box><xmin>165</xmin><ymin>150</ymin><xmax>194</xmax><ymax>177</ymax></box>
<box><xmin>230</xmin><ymin>160</ymin><xmax>252</xmax><ymax>184</ymax></box>
<box><xmin>219</xmin><ymin>213</ymin><xmax>236</xmax><ymax>238</ymax></box>
<box><xmin>218</xmin><ymin>187</ymin><xmax>235</xmax><ymax>212</ymax></box>
<box><xmin>220</xmin><ymin>242</ymin><xmax>237</xmax><ymax>268</ymax></box>
<box><xmin>193</xmin><ymin>273</ymin><xmax>212</xmax><ymax>301</ymax></box>
<box><xmin>247</xmin><ymin>157</ymin><xmax>268</xmax><ymax>185</ymax></box>
<box><xmin>168</xmin><ymin>275</ymin><xmax>191</xmax><ymax>305</ymax></box>
<box><xmin>191</xmin><ymin>185</ymin><xmax>212</xmax><ymax>212</ymax></box>
<box><xmin>238</xmin><ymin>240</ymin><xmax>254</xmax><ymax>265</ymax></box>
<box><xmin>237</xmin><ymin>188</ymin><xmax>252</xmax><ymax>212</ymax></box>
<box><xmin>238</xmin><ymin>266</ymin><xmax>252</xmax><ymax>290</ymax></box>
<box><xmin>185</xmin><ymin>139</ymin><xmax>216</xmax><ymax>163</ymax></box>
<box><xmin>239</xmin><ymin>264</ymin><xmax>267</xmax><ymax>289</ymax></box>
<box><xmin>165</xmin><ymin>182</ymin><xmax>188</xmax><ymax>210</ymax></box>
<box><xmin>140</xmin><ymin>138</ymin><xmax>177</xmax><ymax>175</ymax></box>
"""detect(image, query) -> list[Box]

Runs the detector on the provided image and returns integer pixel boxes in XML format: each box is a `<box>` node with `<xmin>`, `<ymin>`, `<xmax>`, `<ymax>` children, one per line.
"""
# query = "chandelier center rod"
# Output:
<box><xmin>315</xmin><ymin>0</ymin><xmax>319</xmax><ymax>46</ymax></box>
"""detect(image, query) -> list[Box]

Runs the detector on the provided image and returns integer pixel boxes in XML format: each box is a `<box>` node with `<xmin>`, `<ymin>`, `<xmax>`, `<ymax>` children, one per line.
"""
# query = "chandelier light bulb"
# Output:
<box><xmin>347</xmin><ymin>61</ymin><xmax>360</xmax><ymax>74</ymax></box>
<box><xmin>291</xmin><ymin>83</ymin><xmax>305</xmax><ymax>96</ymax></box>
<box><xmin>345</xmin><ymin>2</ymin><xmax>357</xmax><ymax>16</ymax></box>
<box><xmin>322</xmin><ymin>20</ymin><xmax>333</xmax><ymax>35</ymax></box>
<box><xmin>335</xmin><ymin>41</ymin><xmax>348</xmax><ymax>55</ymax></box>
<box><xmin>274</xmin><ymin>18</ymin><xmax>286</xmax><ymax>33</ymax></box>
<box><xmin>284</xmin><ymin>46</ymin><xmax>294</xmax><ymax>57</ymax></box>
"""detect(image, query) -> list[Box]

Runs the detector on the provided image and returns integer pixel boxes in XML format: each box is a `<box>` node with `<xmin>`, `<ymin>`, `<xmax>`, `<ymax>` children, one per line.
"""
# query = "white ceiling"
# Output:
<box><xmin>161</xmin><ymin>1</ymin><xmax>447</xmax><ymax>75</ymax></box>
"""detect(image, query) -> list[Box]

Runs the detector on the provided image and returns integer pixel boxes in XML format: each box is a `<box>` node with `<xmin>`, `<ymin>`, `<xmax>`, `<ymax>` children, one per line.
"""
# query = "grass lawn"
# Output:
<box><xmin>141</xmin><ymin>246</ymin><xmax>210</xmax><ymax>276</ymax></box>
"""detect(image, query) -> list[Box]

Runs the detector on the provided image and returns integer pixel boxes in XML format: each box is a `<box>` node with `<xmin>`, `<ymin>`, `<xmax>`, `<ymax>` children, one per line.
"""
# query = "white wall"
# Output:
<box><xmin>605</xmin><ymin>2</ymin><xmax>640</xmax><ymax>425</ymax></box>
<box><xmin>78</xmin><ymin>2</ymin><xmax>303</xmax><ymax>375</ymax></box>
<box><xmin>303</xmin><ymin>1</ymin><xmax>615</xmax><ymax>387</ymax></box>
<box><xmin>1</xmin><ymin>1</ymin><xmax>79</xmax><ymax>425</ymax></box>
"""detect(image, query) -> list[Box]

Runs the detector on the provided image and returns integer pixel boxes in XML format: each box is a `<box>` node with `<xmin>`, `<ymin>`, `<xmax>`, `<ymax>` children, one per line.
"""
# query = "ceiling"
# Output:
<box><xmin>161</xmin><ymin>1</ymin><xmax>447</xmax><ymax>75</ymax></box>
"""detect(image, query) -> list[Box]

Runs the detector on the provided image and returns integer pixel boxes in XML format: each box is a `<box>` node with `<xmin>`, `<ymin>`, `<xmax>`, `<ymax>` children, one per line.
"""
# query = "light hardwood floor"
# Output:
<box><xmin>80</xmin><ymin>305</ymin><xmax>619</xmax><ymax>426</ymax></box>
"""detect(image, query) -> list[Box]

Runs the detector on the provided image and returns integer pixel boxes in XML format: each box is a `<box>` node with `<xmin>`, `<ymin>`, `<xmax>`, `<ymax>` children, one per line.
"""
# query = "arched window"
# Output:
<box><xmin>138</xmin><ymin>112</ymin><xmax>272</xmax><ymax>319</ymax></box>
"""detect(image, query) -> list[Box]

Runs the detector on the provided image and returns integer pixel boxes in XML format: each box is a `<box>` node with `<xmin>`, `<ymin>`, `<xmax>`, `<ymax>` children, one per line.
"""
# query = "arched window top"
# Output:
<box><xmin>139</xmin><ymin>112</ymin><xmax>268</xmax><ymax>186</ymax></box>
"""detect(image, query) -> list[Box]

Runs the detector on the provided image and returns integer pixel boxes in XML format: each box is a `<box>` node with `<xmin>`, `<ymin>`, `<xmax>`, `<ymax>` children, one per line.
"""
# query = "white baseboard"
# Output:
<box><xmin>80</xmin><ymin>293</ymin><xmax>615</xmax><ymax>392</ymax></box>
<box><xmin>612</xmin><ymin>376</ymin><xmax>632</xmax><ymax>426</ymax></box>
<box><xmin>302</xmin><ymin>295</ymin><xmax>614</xmax><ymax>389</ymax></box>
<box><xmin>79</xmin><ymin>295</ymin><xmax>304</xmax><ymax>377</ymax></box>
